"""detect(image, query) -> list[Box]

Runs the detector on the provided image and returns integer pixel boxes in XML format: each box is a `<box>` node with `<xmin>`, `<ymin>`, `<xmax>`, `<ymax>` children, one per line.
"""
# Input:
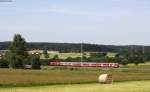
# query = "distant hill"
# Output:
<box><xmin>0</xmin><ymin>42</ymin><xmax>150</xmax><ymax>53</ymax></box>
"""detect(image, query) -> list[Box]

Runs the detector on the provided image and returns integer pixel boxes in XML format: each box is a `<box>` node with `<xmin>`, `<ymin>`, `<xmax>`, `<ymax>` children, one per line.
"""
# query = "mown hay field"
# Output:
<box><xmin>0</xmin><ymin>81</ymin><xmax>150</xmax><ymax>92</ymax></box>
<box><xmin>0</xmin><ymin>68</ymin><xmax>150</xmax><ymax>87</ymax></box>
<box><xmin>40</xmin><ymin>52</ymin><xmax>89</xmax><ymax>59</ymax></box>
<box><xmin>40</xmin><ymin>52</ymin><xmax>116</xmax><ymax>59</ymax></box>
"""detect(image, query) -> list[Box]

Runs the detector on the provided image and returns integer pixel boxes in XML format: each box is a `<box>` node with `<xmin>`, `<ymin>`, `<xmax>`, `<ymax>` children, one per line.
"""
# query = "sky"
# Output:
<box><xmin>0</xmin><ymin>0</ymin><xmax>150</xmax><ymax>45</ymax></box>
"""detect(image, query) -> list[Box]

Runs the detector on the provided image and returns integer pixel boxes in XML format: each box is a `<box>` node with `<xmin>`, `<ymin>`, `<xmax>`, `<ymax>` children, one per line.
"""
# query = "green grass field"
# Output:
<box><xmin>121</xmin><ymin>62</ymin><xmax>150</xmax><ymax>68</ymax></box>
<box><xmin>40</xmin><ymin>52</ymin><xmax>90</xmax><ymax>59</ymax></box>
<box><xmin>0</xmin><ymin>66</ymin><xmax>150</xmax><ymax>87</ymax></box>
<box><xmin>0</xmin><ymin>81</ymin><xmax>150</xmax><ymax>92</ymax></box>
<box><xmin>40</xmin><ymin>52</ymin><xmax>115</xmax><ymax>59</ymax></box>
<box><xmin>0</xmin><ymin>63</ymin><xmax>150</xmax><ymax>92</ymax></box>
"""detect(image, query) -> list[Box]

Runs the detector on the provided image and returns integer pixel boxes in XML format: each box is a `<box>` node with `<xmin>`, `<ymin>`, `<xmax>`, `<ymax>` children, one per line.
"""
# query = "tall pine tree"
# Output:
<box><xmin>9</xmin><ymin>34</ymin><xmax>27</xmax><ymax>68</ymax></box>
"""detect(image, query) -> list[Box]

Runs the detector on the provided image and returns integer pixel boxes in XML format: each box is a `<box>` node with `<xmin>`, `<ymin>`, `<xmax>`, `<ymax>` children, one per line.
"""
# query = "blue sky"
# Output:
<box><xmin>0</xmin><ymin>0</ymin><xmax>150</xmax><ymax>45</ymax></box>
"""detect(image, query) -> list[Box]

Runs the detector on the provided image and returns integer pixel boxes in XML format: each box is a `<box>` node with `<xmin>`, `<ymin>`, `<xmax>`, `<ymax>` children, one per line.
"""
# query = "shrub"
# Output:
<box><xmin>31</xmin><ymin>56</ymin><xmax>41</xmax><ymax>69</ymax></box>
<box><xmin>0</xmin><ymin>59</ymin><xmax>9</xmax><ymax>68</ymax></box>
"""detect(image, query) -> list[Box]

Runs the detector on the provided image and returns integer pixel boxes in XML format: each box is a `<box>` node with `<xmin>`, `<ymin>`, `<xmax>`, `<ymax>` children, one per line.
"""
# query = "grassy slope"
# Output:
<box><xmin>1</xmin><ymin>81</ymin><xmax>150</xmax><ymax>92</ymax></box>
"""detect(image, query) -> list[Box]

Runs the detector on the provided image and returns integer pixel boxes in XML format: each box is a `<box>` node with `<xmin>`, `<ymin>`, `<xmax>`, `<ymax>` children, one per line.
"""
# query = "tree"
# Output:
<box><xmin>118</xmin><ymin>47</ymin><xmax>145</xmax><ymax>65</ymax></box>
<box><xmin>43</xmin><ymin>50</ymin><xmax>49</xmax><ymax>59</ymax></box>
<box><xmin>52</xmin><ymin>55</ymin><xmax>59</xmax><ymax>60</ymax></box>
<box><xmin>65</xmin><ymin>57</ymin><xmax>73</xmax><ymax>61</ymax></box>
<box><xmin>119</xmin><ymin>49</ymin><xmax>130</xmax><ymax>58</ymax></box>
<box><xmin>132</xmin><ymin>56</ymin><xmax>144</xmax><ymax>66</ymax></box>
<box><xmin>121</xmin><ymin>58</ymin><xmax>129</xmax><ymax>66</ymax></box>
<box><xmin>0</xmin><ymin>59</ymin><xmax>9</xmax><ymax>68</ymax></box>
<box><xmin>23</xmin><ymin>56</ymin><xmax>31</xmax><ymax>65</ymax></box>
<box><xmin>82</xmin><ymin>56</ymin><xmax>87</xmax><ymax>61</ymax></box>
<box><xmin>9</xmin><ymin>34</ymin><xmax>27</xmax><ymax>69</ymax></box>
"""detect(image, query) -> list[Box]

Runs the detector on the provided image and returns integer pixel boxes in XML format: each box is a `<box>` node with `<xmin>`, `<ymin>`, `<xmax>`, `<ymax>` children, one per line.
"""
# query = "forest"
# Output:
<box><xmin>1</xmin><ymin>42</ymin><xmax>150</xmax><ymax>53</ymax></box>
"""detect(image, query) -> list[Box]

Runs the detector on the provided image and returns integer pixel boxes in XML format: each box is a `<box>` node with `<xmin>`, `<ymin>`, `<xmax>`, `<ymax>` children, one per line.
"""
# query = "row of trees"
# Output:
<box><xmin>0</xmin><ymin>34</ymin><xmax>41</xmax><ymax>69</ymax></box>
<box><xmin>117</xmin><ymin>49</ymin><xmax>145</xmax><ymax>66</ymax></box>
<box><xmin>48</xmin><ymin>51</ymin><xmax>145</xmax><ymax>66</ymax></box>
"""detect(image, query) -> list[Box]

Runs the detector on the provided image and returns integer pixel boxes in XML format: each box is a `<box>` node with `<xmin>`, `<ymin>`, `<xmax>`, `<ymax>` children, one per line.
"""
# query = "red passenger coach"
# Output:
<box><xmin>49</xmin><ymin>61</ymin><xmax>119</xmax><ymax>68</ymax></box>
<box><xmin>50</xmin><ymin>60</ymin><xmax>60</xmax><ymax>66</ymax></box>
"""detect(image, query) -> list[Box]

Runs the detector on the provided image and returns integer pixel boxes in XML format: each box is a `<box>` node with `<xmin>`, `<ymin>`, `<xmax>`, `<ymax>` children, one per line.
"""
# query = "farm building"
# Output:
<box><xmin>0</xmin><ymin>52</ymin><xmax>7</xmax><ymax>60</ymax></box>
<box><xmin>28</xmin><ymin>50</ymin><xmax>43</xmax><ymax>55</ymax></box>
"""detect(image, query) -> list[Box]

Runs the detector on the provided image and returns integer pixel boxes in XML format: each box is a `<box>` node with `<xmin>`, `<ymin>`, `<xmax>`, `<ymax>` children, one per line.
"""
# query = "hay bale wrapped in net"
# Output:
<box><xmin>98</xmin><ymin>74</ymin><xmax>113</xmax><ymax>84</ymax></box>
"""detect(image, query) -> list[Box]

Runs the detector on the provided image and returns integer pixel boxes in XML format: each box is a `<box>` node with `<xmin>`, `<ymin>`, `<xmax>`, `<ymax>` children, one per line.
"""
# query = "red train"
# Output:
<box><xmin>49</xmin><ymin>61</ymin><xmax>119</xmax><ymax>68</ymax></box>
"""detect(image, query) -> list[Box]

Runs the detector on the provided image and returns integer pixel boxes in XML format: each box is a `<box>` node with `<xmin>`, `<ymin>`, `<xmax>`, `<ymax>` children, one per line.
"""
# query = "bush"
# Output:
<box><xmin>40</xmin><ymin>59</ymin><xmax>50</xmax><ymax>66</ymax></box>
<box><xmin>120</xmin><ymin>58</ymin><xmax>129</xmax><ymax>66</ymax></box>
<box><xmin>0</xmin><ymin>59</ymin><xmax>9</xmax><ymax>68</ymax></box>
<box><xmin>31</xmin><ymin>56</ymin><xmax>41</xmax><ymax>69</ymax></box>
<box><xmin>65</xmin><ymin>57</ymin><xmax>73</xmax><ymax>61</ymax></box>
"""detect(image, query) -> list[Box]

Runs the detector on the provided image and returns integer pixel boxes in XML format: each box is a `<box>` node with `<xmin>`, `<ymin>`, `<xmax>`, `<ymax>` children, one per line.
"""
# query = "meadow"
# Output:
<box><xmin>40</xmin><ymin>52</ymin><xmax>91</xmax><ymax>59</ymax></box>
<box><xmin>40</xmin><ymin>52</ymin><xmax>115</xmax><ymax>59</ymax></box>
<box><xmin>0</xmin><ymin>81</ymin><xmax>150</xmax><ymax>92</ymax></box>
<box><xmin>0</xmin><ymin>64</ymin><xmax>150</xmax><ymax>87</ymax></box>
<box><xmin>0</xmin><ymin>63</ymin><xmax>150</xmax><ymax>92</ymax></box>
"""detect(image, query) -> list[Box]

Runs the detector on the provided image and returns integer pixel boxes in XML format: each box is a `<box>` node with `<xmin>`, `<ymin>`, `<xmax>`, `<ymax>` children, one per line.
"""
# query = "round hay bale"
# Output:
<box><xmin>98</xmin><ymin>74</ymin><xmax>113</xmax><ymax>84</ymax></box>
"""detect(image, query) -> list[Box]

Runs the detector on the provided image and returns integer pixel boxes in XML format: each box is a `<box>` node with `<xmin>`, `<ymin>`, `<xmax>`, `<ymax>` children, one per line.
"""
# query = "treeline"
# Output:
<box><xmin>1</xmin><ymin>42</ymin><xmax>150</xmax><ymax>53</ymax></box>
<box><xmin>41</xmin><ymin>50</ymin><xmax>147</xmax><ymax>66</ymax></box>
